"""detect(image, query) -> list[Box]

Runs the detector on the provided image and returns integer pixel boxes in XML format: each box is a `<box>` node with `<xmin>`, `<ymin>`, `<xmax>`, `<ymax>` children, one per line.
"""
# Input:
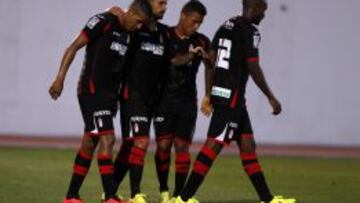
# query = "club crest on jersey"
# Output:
<box><xmin>141</xmin><ymin>42</ymin><xmax>164</xmax><ymax>56</ymax></box>
<box><xmin>253</xmin><ymin>32</ymin><xmax>261</xmax><ymax>48</ymax></box>
<box><xmin>154</xmin><ymin>117</ymin><xmax>165</xmax><ymax>123</ymax></box>
<box><xmin>224</xmin><ymin>20</ymin><xmax>235</xmax><ymax>30</ymax></box>
<box><xmin>110</xmin><ymin>42</ymin><xmax>128</xmax><ymax>56</ymax></box>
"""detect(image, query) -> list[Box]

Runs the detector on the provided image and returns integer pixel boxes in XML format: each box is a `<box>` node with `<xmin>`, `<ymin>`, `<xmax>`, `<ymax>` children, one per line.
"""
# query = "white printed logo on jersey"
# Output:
<box><xmin>253</xmin><ymin>32</ymin><xmax>261</xmax><ymax>48</ymax></box>
<box><xmin>86</xmin><ymin>16</ymin><xmax>100</xmax><ymax>29</ymax></box>
<box><xmin>141</xmin><ymin>42</ymin><xmax>165</xmax><ymax>56</ymax></box>
<box><xmin>110</xmin><ymin>42</ymin><xmax>128</xmax><ymax>56</ymax></box>
<box><xmin>211</xmin><ymin>86</ymin><xmax>232</xmax><ymax>99</ymax></box>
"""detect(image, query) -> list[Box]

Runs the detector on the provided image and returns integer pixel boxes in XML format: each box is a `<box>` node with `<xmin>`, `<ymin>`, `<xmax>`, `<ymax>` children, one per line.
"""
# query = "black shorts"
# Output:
<box><xmin>154</xmin><ymin>102</ymin><xmax>197</xmax><ymax>142</ymax></box>
<box><xmin>207</xmin><ymin>106</ymin><xmax>253</xmax><ymax>144</ymax></box>
<box><xmin>120</xmin><ymin>100</ymin><xmax>154</xmax><ymax>140</ymax></box>
<box><xmin>78</xmin><ymin>93</ymin><xmax>117</xmax><ymax>136</ymax></box>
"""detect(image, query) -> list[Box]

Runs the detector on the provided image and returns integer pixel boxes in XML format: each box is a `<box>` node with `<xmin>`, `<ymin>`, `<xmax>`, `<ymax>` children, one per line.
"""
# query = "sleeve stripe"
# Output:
<box><xmin>81</xmin><ymin>30</ymin><xmax>90</xmax><ymax>43</ymax></box>
<box><xmin>246</xmin><ymin>57</ymin><xmax>259</xmax><ymax>62</ymax></box>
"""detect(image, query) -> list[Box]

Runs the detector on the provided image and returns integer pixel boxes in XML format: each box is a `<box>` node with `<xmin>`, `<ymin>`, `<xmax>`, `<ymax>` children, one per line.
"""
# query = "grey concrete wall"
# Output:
<box><xmin>0</xmin><ymin>0</ymin><xmax>359</xmax><ymax>146</ymax></box>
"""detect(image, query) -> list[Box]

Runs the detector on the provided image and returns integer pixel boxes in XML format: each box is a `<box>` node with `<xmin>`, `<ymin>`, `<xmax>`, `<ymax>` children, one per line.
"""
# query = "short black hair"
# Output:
<box><xmin>181</xmin><ymin>0</ymin><xmax>207</xmax><ymax>16</ymax></box>
<box><xmin>130</xmin><ymin>0</ymin><xmax>153</xmax><ymax>18</ymax></box>
<box><xmin>243</xmin><ymin>0</ymin><xmax>267</xmax><ymax>9</ymax></box>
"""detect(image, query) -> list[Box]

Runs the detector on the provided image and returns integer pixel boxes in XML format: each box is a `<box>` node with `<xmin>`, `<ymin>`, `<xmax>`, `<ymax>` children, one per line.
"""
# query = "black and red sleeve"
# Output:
<box><xmin>241</xmin><ymin>25</ymin><xmax>261</xmax><ymax>63</ymax></box>
<box><xmin>81</xmin><ymin>13</ymin><xmax>112</xmax><ymax>43</ymax></box>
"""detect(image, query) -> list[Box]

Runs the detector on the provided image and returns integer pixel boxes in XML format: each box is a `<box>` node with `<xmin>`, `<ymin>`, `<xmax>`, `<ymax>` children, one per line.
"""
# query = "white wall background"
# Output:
<box><xmin>0</xmin><ymin>0</ymin><xmax>359</xmax><ymax>146</ymax></box>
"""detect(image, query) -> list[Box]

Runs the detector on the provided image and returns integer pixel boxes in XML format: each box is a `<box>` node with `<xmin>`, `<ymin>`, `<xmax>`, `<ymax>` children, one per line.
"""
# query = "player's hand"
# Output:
<box><xmin>189</xmin><ymin>45</ymin><xmax>208</xmax><ymax>59</ymax></box>
<box><xmin>49</xmin><ymin>78</ymin><xmax>64</xmax><ymax>100</ymax></box>
<box><xmin>201</xmin><ymin>96</ymin><xmax>213</xmax><ymax>117</ymax></box>
<box><xmin>269</xmin><ymin>97</ymin><xmax>282</xmax><ymax>115</ymax></box>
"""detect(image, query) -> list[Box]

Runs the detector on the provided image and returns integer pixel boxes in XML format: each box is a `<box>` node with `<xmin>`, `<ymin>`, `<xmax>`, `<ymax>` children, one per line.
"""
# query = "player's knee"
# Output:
<box><xmin>239</xmin><ymin>139</ymin><xmax>256</xmax><ymax>153</ymax></box>
<box><xmin>134</xmin><ymin>137</ymin><xmax>150</xmax><ymax>150</ymax></box>
<box><xmin>99</xmin><ymin>135</ymin><xmax>116</xmax><ymax>149</ymax></box>
<box><xmin>157</xmin><ymin>140</ymin><xmax>172</xmax><ymax>152</ymax></box>
<box><xmin>81</xmin><ymin>136</ymin><xmax>99</xmax><ymax>154</ymax></box>
<box><xmin>174</xmin><ymin>139</ymin><xmax>189</xmax><ymax>153</ymax></box>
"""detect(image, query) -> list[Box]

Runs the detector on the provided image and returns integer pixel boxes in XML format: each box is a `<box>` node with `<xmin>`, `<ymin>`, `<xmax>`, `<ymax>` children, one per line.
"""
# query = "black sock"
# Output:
<box><xmin>98</xmin><ymin>153</ymin><xmax>116</xmax><ymax>200</ymax></box>
<box><xmin>240</xmin><ymin>152</ymin><xmax>273</xmax><ymax>201</ymax></box>
<box><xmin>129</xmin><ymin>146</ymin><xmax>146</xmax><ymax>198</ymax></box>
<box><xmin>173</xmin><ymin>152</ymin><xmax>190</xmax><ymax>197</ymax></box>
<box><xmin>113</xmin><ymin>140</ymin><xmax>133</xmax><ymax>191</ymax></box>
<box><xmin>155</xmin><ymin>149</ymin><xmax>171</xmax><ymax>192</ymax></box>
<box><xmin>66</xmin><ymin>151</ymin><xmax>93</xmax><ymax>199</ymax></box>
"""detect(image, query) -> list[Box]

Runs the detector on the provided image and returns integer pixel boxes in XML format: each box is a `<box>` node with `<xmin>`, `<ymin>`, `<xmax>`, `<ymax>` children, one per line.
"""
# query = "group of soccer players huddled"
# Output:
<box><xmin>49</xmin><ymin>0</ymin><xmax>296</xmax><ymax>203</ymax></box>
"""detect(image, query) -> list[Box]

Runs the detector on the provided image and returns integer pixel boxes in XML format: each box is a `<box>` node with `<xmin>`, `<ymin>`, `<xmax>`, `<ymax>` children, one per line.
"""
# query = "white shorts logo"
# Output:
<box><xmin>131</xmin><ymin>116</ymin><xmax>149</xmax><ymax>123</ymax></box>
<box><xmin>154</xmin><ymin>117</ymin><xmax>165</xmax><ymax>123</ymax></box>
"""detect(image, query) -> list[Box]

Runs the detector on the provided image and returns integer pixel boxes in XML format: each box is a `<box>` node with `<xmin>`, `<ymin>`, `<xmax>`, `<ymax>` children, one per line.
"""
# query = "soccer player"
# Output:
<box><xmin>175</xmin><ymin>0</ymin><xmax>297</xmax><ymax>203</ymax></box>
<box><xmin>111</xmin><ymin>1</ymin><xmax>170</xmax><ymax>203</ymax></box>
<box><xmin>152</xmin><ymin>1</ymin><xmax>211</xmax><ymax>203</ymax></box>
<box><xmin>48</xmin><ymin>1</ymin><xmax>153</xmax><ymax>203</ymax></box>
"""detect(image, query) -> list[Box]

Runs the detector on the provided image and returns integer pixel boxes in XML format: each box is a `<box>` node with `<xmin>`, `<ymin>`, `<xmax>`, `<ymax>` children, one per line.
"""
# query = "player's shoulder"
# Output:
<box><xmin>195</xmin><ymin>32</ymin><xmax>210</xmax><ymax>41</ymax></box>
<box><xmin>234</xmin><ymin>16</ymin><xmax>258</xmax><ymax>33</ymax></box>
<box><xmin>193</xmin><ymin>32</ymin><xmax>210</xmax><ymax>45</ymax></box>
<box><xmin>157</xmin><ymin>22</ymin><xmax>170</xmax><ymax>31</ymax></box>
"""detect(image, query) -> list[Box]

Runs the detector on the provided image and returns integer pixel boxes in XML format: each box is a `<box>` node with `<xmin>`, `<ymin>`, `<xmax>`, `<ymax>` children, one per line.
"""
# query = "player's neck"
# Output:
<box><xmin>174</xmin><ymin>25</ymin><xmax>187</xmax><ymax>39</ymax></box>
<box><xmin>242</xmin><ymin>12</ymin><xmax>253</xmax><ymax>23</ymax></box>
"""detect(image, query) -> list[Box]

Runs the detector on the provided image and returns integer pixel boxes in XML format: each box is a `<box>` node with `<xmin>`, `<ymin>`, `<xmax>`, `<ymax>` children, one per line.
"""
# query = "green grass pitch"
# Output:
<box><xmin>0</xmin><ymin>147</ymin><xmax>359</xmax><ymax>203</ymax></box>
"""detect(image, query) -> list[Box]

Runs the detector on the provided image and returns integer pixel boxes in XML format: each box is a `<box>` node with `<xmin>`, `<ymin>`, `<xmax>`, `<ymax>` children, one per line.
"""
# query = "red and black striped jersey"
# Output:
<box><xmin>161</xmin><ymin>27</ymin><xmax>210</xmax><ymax>104</ymax></box>
<box><xmin>122</xmin><ymin>23</ymin><xmax>170</xmax><ymax>104</ymax></box>
<box><xmin>78</xmin><ymin>12</ymin><xmax>130</xmax><ymax>97</ymax></box>
<box><xmin>210</xmin><ymin>16</ymin><xmax>261</xmax><ymax>108</ymax></box>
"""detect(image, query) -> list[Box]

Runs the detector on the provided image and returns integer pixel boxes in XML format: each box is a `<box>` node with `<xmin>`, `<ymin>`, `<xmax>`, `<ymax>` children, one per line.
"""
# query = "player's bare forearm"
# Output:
<box><xmin>49</xmin><ymin>33</ymin><xmax>87</xmax><ymax>100</ymax></box>
<box><xmin>171</xmin><ymin>52</ymin><xmax>194</xmax><ymax>66</ymax></box>
<box><xmin>247</xmin><ymin>62</ymin><xmax>274</xmax><ymax>100</ymax></box>
<box><xmin>204</xmin><ymin>50</ymin><xmax>216</xmax><ymax>97</ymax></box>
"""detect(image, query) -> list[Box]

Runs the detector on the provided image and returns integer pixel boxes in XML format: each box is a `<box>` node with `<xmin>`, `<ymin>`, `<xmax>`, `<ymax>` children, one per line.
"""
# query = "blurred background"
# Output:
<box><xmin>1</xmin><ymin>0</ymin><xmax>360</xmax><ymax>147</ymax></box>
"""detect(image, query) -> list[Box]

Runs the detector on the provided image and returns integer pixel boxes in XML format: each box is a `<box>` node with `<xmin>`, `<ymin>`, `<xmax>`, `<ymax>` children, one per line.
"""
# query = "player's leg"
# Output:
<box><xmin>236</xmin><ymin>108</ymin><xmax>296</xmax><ymax>203</ymax></box>
<box><xmin>113</xmin><ymin>102</ymin><xmax>132</xmax><ymax>192</ymax></box>
<box><xmin>236</xmin><ymin>134</ymin><xmax>274</xmax><ymax>202</ymax></box>
<box><xmin>178</xmin><ymin>107</ymin><xmax>234</xmax><ymax>202</ymax></box>
<box><xmin>172</xmin><ymin>113</ymin><xmax>196</xmax><ymax>198</ymax></box>
<box><xmin>65</xmin><ymin>133</ymin><xmax>99</xmax><ymax>202</ymax></box>
<box><xmin>154</xmin><ymin>112</ymin><xmax>175</xmax><ymax>203</ymax></box>
<box><xmin>90</xmin><ymin>95</ymin><xmax>122</xmax><ymax>202</ymax></box>
<box><xmin>235</xmin><ymin>107</ymin><xmax>273</xmax><ymax>202</ymax></box>
<box><xmin>64</xmin><ymin>96</ymin><xmax>100</xmax><ymax>203</ymax></box>
<box><xmin>127</xmin><ymin>109</ymin><xmax>151</xmax><ymax>202</ymax></box>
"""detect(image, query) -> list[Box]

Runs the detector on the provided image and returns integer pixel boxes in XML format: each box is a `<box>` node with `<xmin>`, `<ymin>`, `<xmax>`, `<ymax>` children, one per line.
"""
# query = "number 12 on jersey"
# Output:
<box><xmin>215</xmin><ymin>38</ymin><xmax>232</xmax><ymax>70</ymax></box>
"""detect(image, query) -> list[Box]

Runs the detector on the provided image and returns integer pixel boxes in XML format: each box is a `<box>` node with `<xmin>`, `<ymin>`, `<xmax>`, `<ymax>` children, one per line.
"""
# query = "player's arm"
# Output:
<box><xmin>49</xmin><ymin>33</ymin><xmax>87</xmax><ymax>100</ymax></box>
<box><xmin>170</xmin><ymin>45</ymin><xmax>208</xmax><ymax>66</ymax></box>
<box><xmin>201</xmin><ymin>36</ymin><xmax>215</xmax><ymax>116</ymax></box>
<box><xmin>49</xmin><ymin>13</ymin><xmax>110</xmax><ymax>100</ymax></box>
<box><xmin>243</xmin><ymin>27</ymin><xmax>281</xmax><ymax>115</ymax></box>
<box><xmin>247</xmin><ymin>61</ymin><xmax>281</xmax><ymax>115</ymax></box>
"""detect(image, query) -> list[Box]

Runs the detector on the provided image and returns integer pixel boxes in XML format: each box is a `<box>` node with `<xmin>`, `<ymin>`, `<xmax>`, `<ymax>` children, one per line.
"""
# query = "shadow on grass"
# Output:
<box><xmin>203</xmin><ymin>199</ymin><xmax>258</xmax><ymax>203</ymax></box>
